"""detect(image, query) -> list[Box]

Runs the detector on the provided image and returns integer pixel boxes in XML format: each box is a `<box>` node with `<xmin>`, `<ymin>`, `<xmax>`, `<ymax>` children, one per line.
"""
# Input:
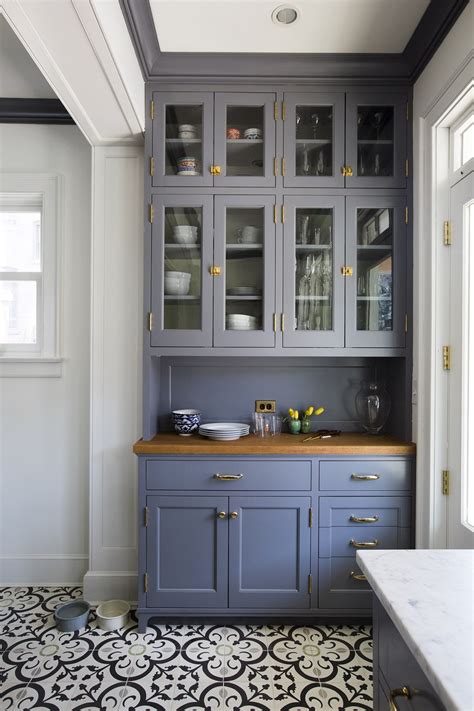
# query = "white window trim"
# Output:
<box><xmin>0</xmin><ymin>173</ymin><xmax>63</xmax><ymax>377</ymax></box>
<box><xmin>450</xmin><ymin>106</ymin><xmax>474</xmax><ymax>181</ymax></box>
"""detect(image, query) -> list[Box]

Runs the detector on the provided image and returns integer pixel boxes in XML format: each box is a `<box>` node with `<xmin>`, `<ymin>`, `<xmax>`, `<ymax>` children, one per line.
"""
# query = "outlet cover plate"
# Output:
<box><xmin>255</xmin><ymin>400</ymin><xmax>276</xmax><ymax>413</ymax></box>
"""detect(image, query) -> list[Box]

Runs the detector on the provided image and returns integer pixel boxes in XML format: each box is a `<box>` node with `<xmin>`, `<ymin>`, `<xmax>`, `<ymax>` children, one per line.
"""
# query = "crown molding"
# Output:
<box><xmin>0</xmin><ymin>98</ymin><xmax>74</xmax><ymax>124</ymax></box>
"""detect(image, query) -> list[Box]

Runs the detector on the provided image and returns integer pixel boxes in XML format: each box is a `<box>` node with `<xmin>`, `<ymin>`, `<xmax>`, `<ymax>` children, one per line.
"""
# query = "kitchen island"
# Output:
<box><xmin>357</xmin><ymin>549</ymin><xmax>474</xmax><ymax>711</ymax></box>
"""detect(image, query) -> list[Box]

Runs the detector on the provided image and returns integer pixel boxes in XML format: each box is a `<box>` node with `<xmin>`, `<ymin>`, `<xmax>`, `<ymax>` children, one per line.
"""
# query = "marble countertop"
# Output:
<box><xmin>357</xmin><ymin>549</ymin><xmax>474</xmax><ymax>711</ymax></box>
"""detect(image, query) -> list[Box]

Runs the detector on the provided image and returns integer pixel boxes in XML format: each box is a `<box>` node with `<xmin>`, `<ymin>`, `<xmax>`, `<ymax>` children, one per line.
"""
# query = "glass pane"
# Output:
<box><xmin>165</xmin><ymin>104</ymin><xmax>203</xmax><ymax>176</ymax></box>
<box><xmin>0</xmin><ymin>280</ymin><xmax>37</xmax><ymax>344</ymax></box>
<box><xmin>295</xmin><ymin>106</ymin><xmax>333</xmax><ymax>177</ymax></box>
<box><xmin>0</xmin><ymin>211</ymin><xmax>41</xmax><ymax>272</ymax></box>
<box><xmin>225</xmin><ymin>207</ymin><xmax>264</xmax><ymax>331</ymax></box>
<box><xmin>163</xmin><ymin>206</ymin><xmax>202</xmax><ymax>330</ymax></box>
<box><xmin>357</xmin><ymin>106</ymin><xmax>394</xmax><ymax>177</ymax></box>
<box><xmin>225</xmin><ymin>105</ymin><xmax>264</xmax><ymax>177</ymax></box>
<box><xmin>294</xmin><ymin>208</ymin><xmax>333</xmax><ymax>331</ymax></box>
<box><xmin>356</xmin><ymin>208</ymin><xmax>393</xmax><ymax>331</ymax></box>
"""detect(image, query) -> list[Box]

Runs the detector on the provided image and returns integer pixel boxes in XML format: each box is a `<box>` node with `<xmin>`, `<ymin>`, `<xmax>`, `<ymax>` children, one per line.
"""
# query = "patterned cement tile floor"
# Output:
<box><xmin>0</xmin><ymin>587</ymin><xmax>373</xmax><ymax>710</ymax></box>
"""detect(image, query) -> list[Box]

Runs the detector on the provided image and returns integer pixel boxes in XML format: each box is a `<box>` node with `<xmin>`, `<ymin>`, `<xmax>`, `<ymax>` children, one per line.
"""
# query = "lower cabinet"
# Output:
<box><xmin>137</xmin><ymin>454</ymin><xmax>414</xmax><ymax>630</ymax></box>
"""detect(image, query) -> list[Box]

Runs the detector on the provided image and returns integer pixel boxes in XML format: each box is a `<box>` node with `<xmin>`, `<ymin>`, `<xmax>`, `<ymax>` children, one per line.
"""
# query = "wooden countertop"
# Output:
<box><xmin>133</xmin><ymin>432</ymin><xmax>416</xmax><ymax>456</ymax></box>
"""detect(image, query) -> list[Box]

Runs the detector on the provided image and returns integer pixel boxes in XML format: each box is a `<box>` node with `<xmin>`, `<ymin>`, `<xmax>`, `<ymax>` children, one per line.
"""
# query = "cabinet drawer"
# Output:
<box><xmin>319</xmin><ymin>459</ymin><xmax>412</xmax><ymax>492</ymax></box>
<box><xmin>145</xmin><ymin>458</ymin><xmax>311</xmax><ymax>491</ymax></box>
<box><xmin>319</xmin><ymin>496</ymin><xmax>411</xmax><ymax>527</ymax></box>
<box><xmin>319</xmin><ymin>557</ymin><xmax>372</xmax><ymax>609</ymax></box>
<box><xmin>319</xmin><ymin>526</ymin><xmax>411</xmax><ymax>557</ymax></box>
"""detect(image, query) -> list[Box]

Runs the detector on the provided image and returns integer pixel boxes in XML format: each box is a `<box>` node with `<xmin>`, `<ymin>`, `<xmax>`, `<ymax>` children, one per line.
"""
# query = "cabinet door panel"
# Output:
<box><xmin>229</xmin><ymin>496</ymin><xmax>311</xmax><ymax>608</ymax></box>
<box><xmin>146</xmin><ymin>495</ymin><xmax>228</xmax><ymax>608</ymax></box>
<box><xmin>214</xmin><ymin>195</ymin><xmax>276</xmax><ymax>347</ymax></box>
<box><xmin>214</xmin><ymin>93</ymin><xmax>276</xmax><ymax>188</ymax></box>
<box><xmin>345</xmin><ymin>93</ymin><xmax>407</xmax><ymax>189</ymax></box>
<box><xmin>152</xmin><ymin>92</ymin><xmax>214</xmax><ymax>188</ymax></box>
<box><xmin>283</xmin><ymin>92</ymin><xmax>345</xmax><ymax>188</ymax></box>
<box><xmin>151</xmin><ymin>194</ymin><xmax>213</xmax><ymax>347</ymax></box>
<box><xmin>345</xmin><ymin>196</ymin><xmax>407</xmax><ymax>348</ymax></box>
<box><xmin>282</xmin><ymin>195</ymin><xmax>345</xmax><ymax>347</ymax></box>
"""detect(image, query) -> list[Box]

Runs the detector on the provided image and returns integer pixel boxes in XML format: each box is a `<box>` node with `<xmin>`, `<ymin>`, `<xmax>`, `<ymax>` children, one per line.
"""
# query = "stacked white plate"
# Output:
<box><xmin>199</xmin><ymin>422</ymin><xmax>250</xmax><ymax>441</ymax></box>
<box><xmin>226</xmin><ymin>287</ymin><xmax>262</xmax><ymax>296</ymax></box>
<box><xmin>226</xmin><ymin>314</ymin><xmax>258</xmax><ymax>330</ymax></box>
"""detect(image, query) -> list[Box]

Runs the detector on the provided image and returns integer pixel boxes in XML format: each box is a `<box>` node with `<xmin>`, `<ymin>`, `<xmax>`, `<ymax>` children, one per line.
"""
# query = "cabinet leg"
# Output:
<box><xmin>137</xmin><ymin>614</ymin><xmax>148</xmax><ymax>634</ymax></box>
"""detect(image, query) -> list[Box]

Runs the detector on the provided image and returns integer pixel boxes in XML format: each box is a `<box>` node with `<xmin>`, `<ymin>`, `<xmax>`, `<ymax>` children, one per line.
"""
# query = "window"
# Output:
<box><xmin>451</xmin><ymin>108</ymin><xmax>474</xmax><ymax>173</ymax></box>
<box><xmin>0</xmin><ymin>174</ymin><xmax>59</xmax><ymax>364</ymax></box>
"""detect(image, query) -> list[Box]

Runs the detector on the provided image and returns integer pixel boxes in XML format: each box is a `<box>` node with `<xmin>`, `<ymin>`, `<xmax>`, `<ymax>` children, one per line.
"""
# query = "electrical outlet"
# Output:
<box><xmin>255</xmin><ymin>400</ymin><xmax>276</xmax><ymax>413</ymax></box>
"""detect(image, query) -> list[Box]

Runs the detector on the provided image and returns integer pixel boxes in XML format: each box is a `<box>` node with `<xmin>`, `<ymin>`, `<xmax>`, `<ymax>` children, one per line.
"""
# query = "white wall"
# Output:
<box><xmin>0</xmin><ymin>19</ymin><xmax>92</xmax><ymax>583</ymax></box>
<box><xmin>413</xmin><ymin>0</ymin><xmax>474</xmax><ymax>547</ymax></box>
<box><xmin>0</xmin><ymin>16</ymin><xmax>55</xmax><ymax>98</ymax></box>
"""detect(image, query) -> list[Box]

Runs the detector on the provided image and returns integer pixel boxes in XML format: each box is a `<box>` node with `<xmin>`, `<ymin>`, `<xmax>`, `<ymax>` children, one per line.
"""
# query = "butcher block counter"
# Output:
<box><xmin>133</xmin><ymin>432</ymin><xmax>416</xmax><ymax>455</ymax></box>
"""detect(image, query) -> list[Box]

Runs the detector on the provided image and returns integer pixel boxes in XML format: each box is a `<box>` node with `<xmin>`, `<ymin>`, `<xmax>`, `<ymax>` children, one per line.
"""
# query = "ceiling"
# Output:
<box><xmin>149</xmin><ymin>0</ymin><xmax>430</xmax><ymax>54</ymax></box>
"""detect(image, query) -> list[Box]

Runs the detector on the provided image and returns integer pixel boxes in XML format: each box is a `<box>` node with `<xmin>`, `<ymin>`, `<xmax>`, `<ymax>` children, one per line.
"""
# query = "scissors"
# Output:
<box><xmin>302</xmin><ymin>429</ymin><xmax>342</xmax><ymax>442</ymax></box>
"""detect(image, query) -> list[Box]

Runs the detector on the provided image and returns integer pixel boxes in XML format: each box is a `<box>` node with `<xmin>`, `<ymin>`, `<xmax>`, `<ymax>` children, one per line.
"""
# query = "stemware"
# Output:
<box><xmin>371</xmin><ymin>111</ymin><xmax>384</xmax><ymax>140</ymax></box>
<box><xmin>310</xmin><ymin>113</ymin><xmax>320</xmax><ymax>138</ymax></box>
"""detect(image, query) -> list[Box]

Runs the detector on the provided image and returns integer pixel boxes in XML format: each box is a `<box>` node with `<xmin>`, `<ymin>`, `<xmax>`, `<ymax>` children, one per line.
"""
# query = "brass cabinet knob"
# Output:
<box><xmin>209</xmin><ymin>265</ymin><xmax>222</xmax><ymax>276</ymax></box>
<box><xmin>217</xmin><ymin>511</ymin><xmax>227</xmax><ymax>519</ymax></box>
<box><xmin>389</xmin><ymin>687</ymin><xmax>411</xmax><ymax>711</ymax></box>
<box><xmin>210</xmin><ymin>165</ymin><xmax>221</xmax><ymax>175</ymax></box>
<box><xmin>230</xmin><ymin>511</ymin><xmax>239</xmax><ymax>520</ymax></box>
<box><xmin>345</xmin><ymin>165</ymin><xmax>353</xmax><ymax>177</ymax></box>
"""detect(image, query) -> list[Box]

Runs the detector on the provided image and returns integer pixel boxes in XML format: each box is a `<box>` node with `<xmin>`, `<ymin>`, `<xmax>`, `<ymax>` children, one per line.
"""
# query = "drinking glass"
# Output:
<box><xmin>270</xmin><ymin>415</ymin><xmax>283</xmax><ymax>436</ymax></box>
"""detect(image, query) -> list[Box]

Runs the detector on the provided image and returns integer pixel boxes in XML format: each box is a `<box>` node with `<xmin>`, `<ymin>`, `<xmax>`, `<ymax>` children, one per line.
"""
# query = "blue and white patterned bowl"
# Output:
<box><xmin>172</xmin><ymin>409</ymin><xmax>201</xmax><ymax>436</ymax></box>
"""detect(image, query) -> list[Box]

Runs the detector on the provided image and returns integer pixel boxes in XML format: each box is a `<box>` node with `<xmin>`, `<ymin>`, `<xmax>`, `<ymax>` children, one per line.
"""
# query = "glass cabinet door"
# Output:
<box><xmin>345</xmin><ymin>94</ymin><xmax>407</xmax><ymax>188</ymax></box>
<box><xmin>283</xmin><ymin>93</ymin><xmax>345</xmax><ymax>188</ymax></box>
<box><xmin>214</xmin><ymin>196</ymin><xmax>276</xmax><ymax>347</ymax></box>
<box><xmin>282</xmin><ymin>196</ymin><xmax>345</xmax><ymax>347</ymax></box>
<box><xmin>152</xmin><ymin>92</ymin><xmax>214</xmax><ymax>188</ymax></box>
<box><xmin>345</xmin><ymin>196</ymin><xmax>406</xmax><ymax>348</ymax></box>
<box><xmin>150</xmin><ymin>195</ymin><xmax>213</xmax><ymax>347</ymax></box>
<box><xmin>213</xmin><ymin>93</ymin><xmax>276</xmax><ymax>188</ymax></box>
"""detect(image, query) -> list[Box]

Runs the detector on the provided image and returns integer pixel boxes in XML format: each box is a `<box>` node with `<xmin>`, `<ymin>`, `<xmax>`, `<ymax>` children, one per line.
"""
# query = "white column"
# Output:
<box><xmin>84</xmin><ymin>146</ymin><xmax>143</xmax><ymax>602</ymax></box>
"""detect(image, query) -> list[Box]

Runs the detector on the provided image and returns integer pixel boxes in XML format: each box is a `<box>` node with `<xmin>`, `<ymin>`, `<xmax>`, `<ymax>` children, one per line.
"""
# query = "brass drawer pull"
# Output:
<box><xmin>389</xmin><ymin>686</ymin><xmax>411</xmax><ymax>711</ymax></box>
<box><xmin>350</xmin><ymin>514</ymin><xmax>379</xmax><ymax>523</ymax></box>
<box><xmin>214</xmin><ymin>473</ymin><xmax>244</xmax><ymax>480</ymax></box>
<box><xmin>350</xmin><ymin>571</ymin><xmax>367</xmax><ymax>582</ymax></box>
<box><xmin>351</xmin><ymin>474</ymin><xmax>380</xmax><ymax>481</ymax></box>
<box><xmin>217</xmin><ymin>511</ymin><xmax>227</xmax><ymax>519</ymax></box>
<box><xmin>350</xmin><ymin>538</ymin><xmax>378</xmax><ymax>548</ymax></box>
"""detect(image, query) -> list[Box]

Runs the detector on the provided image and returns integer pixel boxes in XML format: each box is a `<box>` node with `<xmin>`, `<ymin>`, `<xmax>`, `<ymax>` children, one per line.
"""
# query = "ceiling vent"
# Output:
<box><xmin>272</xmin><ymin>5</ymin><xmax>300</xmax><ymax>26</ymax></box>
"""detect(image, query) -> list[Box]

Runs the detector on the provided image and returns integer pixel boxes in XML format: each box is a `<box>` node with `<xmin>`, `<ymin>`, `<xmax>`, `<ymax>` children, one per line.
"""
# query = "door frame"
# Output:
<box><xmin>414</xmin><ymin>63</ymin><xmax>473</xmax><ymax>548</ymax></box>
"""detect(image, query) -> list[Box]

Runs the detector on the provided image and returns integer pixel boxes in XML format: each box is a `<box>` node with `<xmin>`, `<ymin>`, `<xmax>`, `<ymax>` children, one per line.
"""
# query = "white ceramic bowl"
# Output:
<box><xmin>165</xmin><ymin>280</ymin><xmax>190</xmax><ymax>295</ymax></box>
<box><xmin>165</xmin><ymin>271</ymin><xmax>191</xmax><ymax>280</ymax></box>
<box><xmin>173</xmin><ymin>225</ymin><xmax>198</xmax><ymax>233</ymax></box>
<box><xmin>95</xmin><ymin>600</ymin><xmax>130</xmax><ymax>631</ymax></box>
<box><xmin>173</xmin><ymin>233</ymin><xmax>198</xmax><ymax>245</ymax></box>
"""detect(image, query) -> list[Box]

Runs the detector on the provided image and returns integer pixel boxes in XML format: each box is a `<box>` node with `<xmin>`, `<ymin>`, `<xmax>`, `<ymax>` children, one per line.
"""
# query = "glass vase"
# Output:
<box><xmin>355</xmin><ymin>381</ymin><xmax>391</xmax><ymax>434</ymax></box>
<box><xmin>301</xmin><ymin>419</ymin><xmax>311</xmax><ymax>434</ymax></box>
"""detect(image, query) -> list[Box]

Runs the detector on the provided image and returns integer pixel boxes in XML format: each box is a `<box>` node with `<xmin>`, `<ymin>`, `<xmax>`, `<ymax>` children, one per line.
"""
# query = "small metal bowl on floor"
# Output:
<box><xmin>54</xmin><ymin>600</ymin><xmax>90</xmax><ymax>632</ymax></box>
<box><xmin>95</xmin><ymin>600</ymin><xmax>130</xmax><ymax>631</ymax></box>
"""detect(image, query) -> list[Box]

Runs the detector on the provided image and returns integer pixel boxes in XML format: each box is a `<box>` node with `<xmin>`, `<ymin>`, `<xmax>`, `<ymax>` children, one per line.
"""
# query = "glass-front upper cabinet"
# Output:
<box><xmin>345</xmin><ymin>197</ymin><xmax>406</xmax><ymax>347</ymax></box>
<box><xmin>345</xmin><ymin>94</ymin><xmax>407</xmax><ymax>188</ymax></box>
<box><xmin>152</xmin><ymin>92</ymin><xmax>214</xmax><ymax>188</ymax></box>
<box><xmin>282</xmin><ymin>196</ymin><xmax>345</xmax><ymax>347</ymax></box>
<box><xmin>213</xmin><ymin>93</ymin><xmax>276</xmax><ymax>188</ymax></box>
<box><xmin>283</xmin><ymin>93</ymin><xmax>345</xmax><ymax>188</ymax></box>
<box><xmin>150</xmin><ymin>195</ymin><xmax>213</xmax><ymax>346</ymax></box>
<box><xmin>213</xmin><ymin>196</ymin><xmax>276</xmax><ymax>347</ymax></box>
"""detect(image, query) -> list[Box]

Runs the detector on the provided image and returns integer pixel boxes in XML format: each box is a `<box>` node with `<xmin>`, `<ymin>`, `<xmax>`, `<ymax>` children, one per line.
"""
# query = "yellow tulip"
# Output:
<box><xmin>288</xmin><ymin>408</ymin><xmax>294</xmax><ymax>418</ymax></box>
<box><xmin>305</xmin><ymin>406</ymin><xmax>314</xmax><ymax>417</ymax></box>
<box><xmin>315</xmin><ymin>407</ymin><xmax>325</xmax><ymax>416</ymax></box>
<box><xmin>294</xmin><ymin>410</ymin><xmax>299</xmax><ymax>420</ymax></box>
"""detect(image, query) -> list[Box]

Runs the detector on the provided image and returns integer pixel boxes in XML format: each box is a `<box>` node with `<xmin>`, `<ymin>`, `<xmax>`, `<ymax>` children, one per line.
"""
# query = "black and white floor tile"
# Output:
<box><xmin>0</xmin><ymin>587</ymin><xmax>373</xmax><ymax>710</ymax></box>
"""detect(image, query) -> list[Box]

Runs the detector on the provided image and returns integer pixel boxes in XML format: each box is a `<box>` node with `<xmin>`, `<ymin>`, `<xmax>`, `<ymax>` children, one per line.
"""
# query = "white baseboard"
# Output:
<box><xmin>0</xmin><ymin>554</ymin><xmax>88</xmax><ymax>586</ymax></box>
<box><xmin>83</xmin><ymin>570</ymin><xmax>137</xmax><ymax>604</ymax></box>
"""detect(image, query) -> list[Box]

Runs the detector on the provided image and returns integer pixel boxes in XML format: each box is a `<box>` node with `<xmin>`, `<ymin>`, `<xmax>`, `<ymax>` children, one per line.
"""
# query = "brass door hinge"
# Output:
<box><xmin>443</xmin><ymin>220</ymin><xmax>452</xmax><ymax>246</ymax></box>
<box><xmin>281</xmin><ymin>313</ymin><xmax>285</xmax><ymax>332</ymax></box>
<box><xmin>274</xmin><ymin>157</ymin><xmax>278</xmax><ymax>176</ymax></box>
<box><xmin>309</xmin><ymin>507</ymin><xmax>313</xmax><ymax>528</ymax></box>
<box><xmin>147</xmin><ymin>312</ymin><xmax>153</xmax><ymax>332</ymax></box>
<box><xmin>150</xmin><ymin>100</ymin><xmax>155</xmax><ymax>120</ymax></box>
<box><xmin>149</xmin><ymin>156</ymin><xmax>154</xmax><ymax>176</ymax></box>
<box><xmin>282</xmin><ymin>101</ymin><xmax>286</xmax><ymax>121</ymax></box>
<box><xmin>341</xmin><ymin>266</ymin><xmax>353</xmax><ymax>276</ymax></box>
<box><xmin>273</xmin><ymin>204</ymin><xmax>277</xmax><ymax>224</ymax></box>
<box><xmin>405</xmin><ymin>206</ymin><xmax>409</xmax><ymax>224</ymax></box>
<box><xmin>273</xmin><ymin>313</ymin><xmax>277</xmax><ymax>333</ymax></box>
<box><xmin>281</xmin><ymin>205</ymin><xmax>285</xmax><ymax>223</ymax></box>
<box><xmin>274</xmin><ymin>101</ymin><xmax>279</xmax><ymax>120</ymax></box>
<box><xmin>144</xmin><ymin>572</ymin><xmax>148</xmax><ymax>592</ymax></box>
<box><xmin>404</xmin><ymin>314</ymin><xmax>408</xmax><ymax>333</ymax></box>
<box><xmin>443</xmin><ymin>345</ymin><xmax>451</xmax><ymax>371</ymax></box>
<box><xmin>405</xmin><ymin>158</ymin><xmax>409</xmax><ymax>177</ymax></box>
<box><xmin>308</xmin><ymin>574</ymin><xmax>312</xmax><ymax>594</ymax></box>
<box><xmin>144</xmin><ymin>506</ymin><xmax>149</xmax><ymax>527</ymax></box>
<box><xmin>281</xmin><ymin>157</ymin><xmax>285</xmax><ymax>176</ymax></box>
<box><xmin>442</xmin><ymin>470</ymin><xmax>450</xmax><ymax>495</ymax></box>
<box><xmin>149</xmin><ymin>203</ymin><xmax>154</xmax><ymax>223</ymax></box>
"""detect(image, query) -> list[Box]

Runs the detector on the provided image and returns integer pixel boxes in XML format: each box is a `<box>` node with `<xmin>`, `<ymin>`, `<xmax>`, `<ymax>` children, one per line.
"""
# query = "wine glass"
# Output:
<box><xmin>371</xmin><ymin>111</ymin><xmax>384</xmax><ymax>140</ymax></box>
<box><xmin>310</xmin><ymin>113</ymin><xmax>319</xmax><ymax>139</ymax></box>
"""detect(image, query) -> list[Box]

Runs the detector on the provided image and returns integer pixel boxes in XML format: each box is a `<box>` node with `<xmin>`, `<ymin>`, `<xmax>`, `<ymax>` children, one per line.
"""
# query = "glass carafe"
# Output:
<box><xmin>355</xmin><ymin>381</ymin><xmax>391</xmax><ymax>434</ymax></box>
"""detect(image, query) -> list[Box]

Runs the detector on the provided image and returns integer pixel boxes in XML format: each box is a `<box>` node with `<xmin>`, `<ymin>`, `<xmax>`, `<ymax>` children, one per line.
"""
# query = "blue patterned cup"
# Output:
<box><xmin>172</xmin><ymin>409</ymin><xmax>201</xmax><ymax>436</ymax></box>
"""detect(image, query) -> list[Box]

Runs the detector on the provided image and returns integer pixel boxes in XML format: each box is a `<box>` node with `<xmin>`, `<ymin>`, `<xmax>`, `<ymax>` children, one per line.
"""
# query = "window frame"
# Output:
<box><xmin>0</xmin><ymin>174</ymin><xmax>60</xmax><ymax>364</ymax></box>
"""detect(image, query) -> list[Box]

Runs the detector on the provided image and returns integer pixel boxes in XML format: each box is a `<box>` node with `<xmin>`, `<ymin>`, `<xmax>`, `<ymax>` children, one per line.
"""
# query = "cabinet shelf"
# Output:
<box><xmin>296</xmin><ymin>139</ymin><xmax>332</xmax><ymax>145</ymax></box>
<box><xmin>357</xmin><ymin>296</ymin><xmax>391</xmax><ymax>301</ymax></box>
<box><xmin>357</xmin><ymin>140</ymin><xmax>393</xmax><ymax>145</ymax></box>
<box><xmin>164</xmin><ymin>295</ymin><xmax>201</xmax><ymax>302</ymax></box>
<box><xmin>295</xmin><ymin>295</ymin><xmax>330</xmax><ymax>301</ymax></box>
<box><xmin>296</xmin><ymin>244</ymin><xmax>332</xmax><ymax>251</ymax></box>
<box><xmin>226</xmin><ymin>295</ymin><xmax>262</xmax><ymax>301</ymax></box>
<box><xmin>166</xmin><ymin>138</ymin><xmax>202</xmax><ymax>144</ymax></box>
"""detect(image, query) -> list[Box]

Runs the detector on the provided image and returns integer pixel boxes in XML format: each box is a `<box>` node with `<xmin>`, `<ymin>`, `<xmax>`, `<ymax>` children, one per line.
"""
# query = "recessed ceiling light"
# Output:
<box><xmin>272</xmin><ymin>5</ymin><xmax>300</xmax><ymax>26</ymax></box>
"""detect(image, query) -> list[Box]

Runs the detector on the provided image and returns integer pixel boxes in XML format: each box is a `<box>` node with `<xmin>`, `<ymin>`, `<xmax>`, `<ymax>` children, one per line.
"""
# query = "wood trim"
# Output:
<box><xmin>133</xmin><ymin>432</ymin><xmax>416</xmax><ymax>456</ymax></box>
<box><xmin>0</xmin><ymin>98</ymin><xmax>74</xmax><ymax>125</ymax></box>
